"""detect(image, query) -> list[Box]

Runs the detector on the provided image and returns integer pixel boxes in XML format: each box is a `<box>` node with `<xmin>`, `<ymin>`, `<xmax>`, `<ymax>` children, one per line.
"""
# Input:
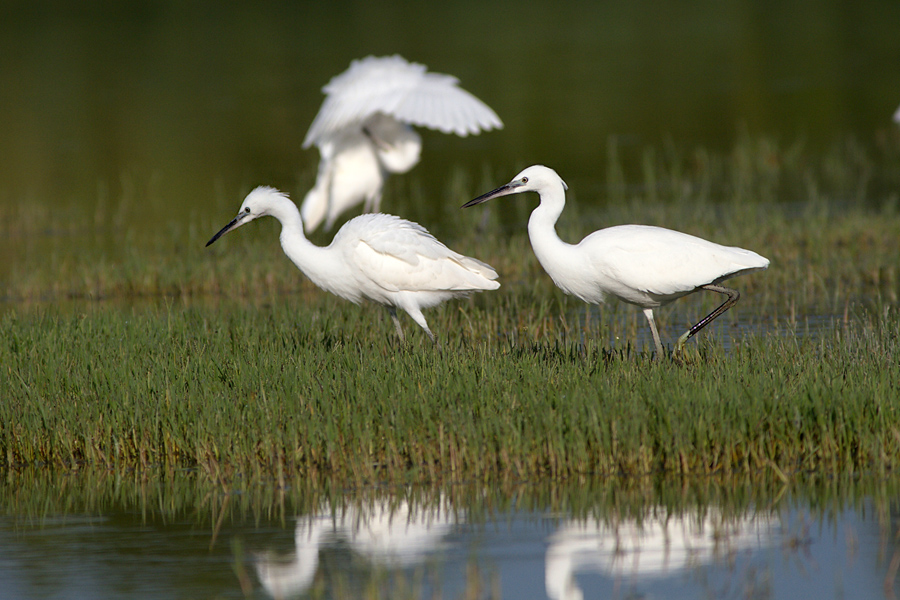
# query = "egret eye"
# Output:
<box><xmin>244</xmin><ymin>207</ymin><xmax>251</xmax><ymax>214</ymax></box>
<box><xmin>521</xmin><ymin>177</ymin><xmax>529</xmax><ymax>183</ymax></box>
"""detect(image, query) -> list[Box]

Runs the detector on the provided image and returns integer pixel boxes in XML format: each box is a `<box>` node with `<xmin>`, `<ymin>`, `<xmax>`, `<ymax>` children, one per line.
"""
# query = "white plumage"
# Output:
<box><xmin>301</xmin><ymin>55</ymin><xmax>503</xmax><ymax>232</ymax></box>
<box><xmin>545</xmin><ymin>512</ymin><xmax>776</xmax><ymax>600</ymax></box>
<box><xmin>464</xmin><ymin>165</ymin><xmax>769</xmax><ymax>359</ymax></box>
<box><xmin>207</xmin><ymin>186</ymin><xmax>499</xmax><ymax>345</ymax></box>
<box><xmin>256</xmin><ymin>499</ymin><xmax>459</xmax><ymax>599</ymax></box>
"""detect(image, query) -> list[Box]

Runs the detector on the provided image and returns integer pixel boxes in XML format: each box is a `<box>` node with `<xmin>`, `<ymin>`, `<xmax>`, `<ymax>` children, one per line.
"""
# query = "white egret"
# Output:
<box><xmin>301</xmin><ymin>55</ymin><xmax>503</xmax><ymax>232</ymax></box>
<box><xmin>894</xmin><ymin>103</ymin><xmax>900</xmax><ymax>124</ymax></box>
<box><xmin>207</xmin><ymin>186</ymin><xmax>499</xmax><ymax>346</ymax></box>
<box><xmin>545</xmin><ymin>511</ymin><xmax>776</xmax><ymax>600</ymax></box>
<box><xmin>256</xmin><ymin>498</ymin><xmax>460</xmax><ymax>599</ymax></box>
<box><xmin>464</xmin><ymin>165</ymin><xmax>770</xmax><ymax>360</ymax></box>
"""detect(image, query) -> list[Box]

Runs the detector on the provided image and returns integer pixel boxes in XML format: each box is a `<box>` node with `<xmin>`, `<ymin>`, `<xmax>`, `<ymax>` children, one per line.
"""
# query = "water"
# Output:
<box><xmin>2</xmin><ymin>473</ymin><xmax>898</xmax><ymax>599</ymax></box>
<box><xmin>2</xmin><ymin>4</ymin><xmax>897</xmax><ymax>597</ymax></box>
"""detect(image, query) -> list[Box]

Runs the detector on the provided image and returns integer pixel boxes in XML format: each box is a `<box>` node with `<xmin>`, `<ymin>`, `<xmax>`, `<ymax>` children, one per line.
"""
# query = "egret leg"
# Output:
<box><xmin>674</xmin><ymin>284</ymin><xmax>741</xmax><ymax>355</ymax></box>
<box><xmin>388</xmin><ymin>307</ymin><xmax>405</xmax><ymax>342</ymax></box>
<box><xmin>322</xmin><ymin>162</ymin><xmax>338</xmax><ymax>231</ymax></box>
<box><xmin>402</xmin><ymin>306</ymin><xmax>443</xmax><ymax>355</ymax></box>
<box><xmin>364</xmin><ymin>190</ymin><xmax>382</xmax><ymax>214</ymax></box>
<box><xmin>642</xmin><ymin>308</ymin><xmax>665</xmax><ymax>361</ymax></box>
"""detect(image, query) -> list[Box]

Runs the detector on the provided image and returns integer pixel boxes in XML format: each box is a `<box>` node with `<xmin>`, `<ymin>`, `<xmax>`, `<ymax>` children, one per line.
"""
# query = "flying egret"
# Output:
<box><xmin>301</xmin><ymin>55</ymin><xmax>504</xmax><ymax>232</ymax></box>
<box><xmin>463</xmin><ymin>165</ymin><xmax>769</xmax><ymax>360</ymax></box>
<box><xmin>207</xmin><ymin>186</ymin><xmax>500</xmax><ymax>346</ymax></box>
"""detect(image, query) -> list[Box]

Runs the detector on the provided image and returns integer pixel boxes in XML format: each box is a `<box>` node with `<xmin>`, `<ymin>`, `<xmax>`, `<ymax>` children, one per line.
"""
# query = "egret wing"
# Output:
<box><xmin>338</xmin><ymin>214</ymin><xmax>498</xmax><ymax>292</ymax></box>
<box><xmin>387</xmin><ymin>73</ymin><xmax>503</xmax><ymax>136</ymax></box>
<box><xmin>303</xmin><ymin>55</ymin><xmax>502</xmax><ymax>148</ymax></box>
<box><xmin>584</xmin><ymin>225</ymin><xmax>767</xmax><ymax>298</ymax></box>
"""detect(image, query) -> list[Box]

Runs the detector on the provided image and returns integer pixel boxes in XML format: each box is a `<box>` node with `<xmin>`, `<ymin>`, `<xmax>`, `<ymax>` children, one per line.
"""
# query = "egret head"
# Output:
<box><xmin>206</xmin><ymin>186</ymin><xmax>288</xmax><ymax>247</ymax></box>
<box><xmin>462</xmin><ymin>165</ymin><xmax>567</xmax><ymax>208</ymax></box>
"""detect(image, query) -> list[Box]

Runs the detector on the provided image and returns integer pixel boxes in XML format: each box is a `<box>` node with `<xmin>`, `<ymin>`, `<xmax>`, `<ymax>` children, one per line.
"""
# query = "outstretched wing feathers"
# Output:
<box><xmin>303</xmin><ymin>55</ymin><xmax>502</xmax><ymax>148</ymax></box>
<box><xmin>392</xmin><ymin>81</ymin><xmax>501</xmax><ymax>135</ymax></box>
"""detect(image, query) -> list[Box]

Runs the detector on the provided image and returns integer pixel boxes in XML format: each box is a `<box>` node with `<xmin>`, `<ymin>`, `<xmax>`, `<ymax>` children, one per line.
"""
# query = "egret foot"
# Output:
<box><xmin>672</xmin><ymin>334</ymin><xmax>700</xmax><ymax>365</ymax></box>
<box><xmin>421</xmin><ymin>328</ymin><xmax>443</xmax><ymax>356</ymax></box>
<box><xmin>672</xmin><ymin>284</ymin><xmax>740</xmax><ymax>360</ymax></box>
<box><xmin>673</xmin><ymin>330</ymin><xmax>691</xmax><ymax>358</ymax></box>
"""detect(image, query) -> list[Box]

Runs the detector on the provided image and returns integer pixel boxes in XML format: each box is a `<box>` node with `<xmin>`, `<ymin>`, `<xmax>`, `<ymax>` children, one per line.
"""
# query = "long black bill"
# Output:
<box><xmin>206</xmin><ymin>215</ymin><xmax>243</xmax><ymax>247</ymax></box>
<box><xmin>461</xmin><ymin>181</ymin><xmax>521</xmax><ymax>208</ymax></box>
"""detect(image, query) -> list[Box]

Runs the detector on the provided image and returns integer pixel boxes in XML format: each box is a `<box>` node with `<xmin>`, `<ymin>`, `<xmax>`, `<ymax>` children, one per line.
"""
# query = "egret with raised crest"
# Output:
<box><xmin>208</xmin><ymin>186</ymin><xmax>500</xmax><ymax>347</ymax></box>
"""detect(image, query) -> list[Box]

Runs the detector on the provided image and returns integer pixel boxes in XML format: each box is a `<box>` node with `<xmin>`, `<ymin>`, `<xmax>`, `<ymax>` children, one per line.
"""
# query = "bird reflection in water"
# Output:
<box><xmin>255</xmin><ymin>497</ymin><xmax>461</xmax><ymax>599</ymax></box>
<box><xmin>545</xmin><ymin>511</ymin><xmax>778</xmax><ymax>600</ymax></box>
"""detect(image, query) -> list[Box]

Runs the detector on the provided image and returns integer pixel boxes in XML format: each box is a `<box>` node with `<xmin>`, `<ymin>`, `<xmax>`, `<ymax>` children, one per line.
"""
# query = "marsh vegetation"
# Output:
<box><xmin>3</xmin><ymin>135</ymin><xmax>899</xmax><ymax>484</ymax></box>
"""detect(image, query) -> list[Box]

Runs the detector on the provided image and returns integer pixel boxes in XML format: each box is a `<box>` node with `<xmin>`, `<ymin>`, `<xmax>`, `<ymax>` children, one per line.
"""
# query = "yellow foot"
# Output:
<box><xmin>672</xmin><ymin>332</ymin><xmax>695</xmax><ymax>364</ymax></box>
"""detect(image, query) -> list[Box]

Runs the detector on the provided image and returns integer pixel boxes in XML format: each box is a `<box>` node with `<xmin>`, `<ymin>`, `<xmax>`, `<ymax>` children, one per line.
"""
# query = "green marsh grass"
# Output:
<box><xmin>4</xmin><ymin>464</ymin><xmax>896</xmax><ymax>534</ymax></box>
<box><xmin>3</xmin><ymin>301</ymin><xmax>899</xmax><ymax>481</ymax></box>
<box><xmin>2</xmin><ymin>134</ymin><xmax>900</xmax><ymax>482</ymax></box>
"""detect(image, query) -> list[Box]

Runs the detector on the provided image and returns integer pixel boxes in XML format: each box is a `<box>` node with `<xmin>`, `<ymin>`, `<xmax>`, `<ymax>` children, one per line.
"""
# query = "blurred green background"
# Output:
<box><xmin>2</xmin><ymin>0</ymin><xmax>899</xmax><ymax>282</ymax></box>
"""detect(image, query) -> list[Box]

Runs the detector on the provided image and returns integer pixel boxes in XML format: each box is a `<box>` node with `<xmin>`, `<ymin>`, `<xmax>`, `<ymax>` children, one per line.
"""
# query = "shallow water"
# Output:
<box><xmin>2</xmin><ymin>474</ymin><xmax>898</xmax><ymax>600</ymax></box>
<box><xmin>2</xmin><ymin>4</ymin><xmax>898</xmax><ymax>597</ymax></box>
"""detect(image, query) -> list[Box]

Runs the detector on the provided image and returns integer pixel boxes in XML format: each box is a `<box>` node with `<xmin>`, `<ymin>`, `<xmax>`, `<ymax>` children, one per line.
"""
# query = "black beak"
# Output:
<box><xmin>462</xmin><ymin>181</ymin><xmax>522</xmax><ymax>209</ymax></box>
<box><xmin>206</xmin><ymin>215</ymin><xmax>244</xmax><ymax>247</ymax></box>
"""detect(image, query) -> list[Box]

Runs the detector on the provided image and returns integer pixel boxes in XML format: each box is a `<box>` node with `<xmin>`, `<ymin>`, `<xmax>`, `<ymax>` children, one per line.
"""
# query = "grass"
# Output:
<box><xmin>2</xmin><ymin>133</ymin><xmax>900</xmax><ymax>482</ymax></box>
<box><xmin>3</xmin><ymin>459</ymin><xmax>895</xmax><ymax>533</ymax></box>
<box><xmin>2</xmin><ymin>299</ymin><xmax>899</xmax><ymax>482</ymax></box>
